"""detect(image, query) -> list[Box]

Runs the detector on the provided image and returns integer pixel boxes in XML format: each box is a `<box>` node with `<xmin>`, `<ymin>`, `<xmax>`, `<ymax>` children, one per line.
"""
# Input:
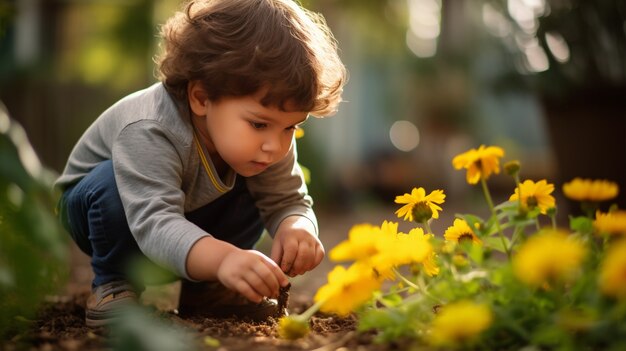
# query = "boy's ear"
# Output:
<box><xmin>187</xmin><ymin>81</ymin><xmax>210</xmax><ymax>117</ymax></box>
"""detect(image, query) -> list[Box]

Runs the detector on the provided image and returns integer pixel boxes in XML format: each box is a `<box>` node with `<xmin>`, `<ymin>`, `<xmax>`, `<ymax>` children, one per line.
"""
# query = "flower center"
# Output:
<box><xmin>412</xmin><ymin>202</ymin><xmax>433</xmax><ymax>223</ymax></box>
<box><xmin>526</xmin><ymin>196</ymin><xmax>538</xmax><ymax>209</ymax></box>
<box><xmin>475</xmin><ymin>159</ymin><xmax>483</xmax><ymax>172</ymax></box>
<box><xmin>458</xmin><ymin>233</ymin><xmax>474</xmax><ymax>243</ymax></box>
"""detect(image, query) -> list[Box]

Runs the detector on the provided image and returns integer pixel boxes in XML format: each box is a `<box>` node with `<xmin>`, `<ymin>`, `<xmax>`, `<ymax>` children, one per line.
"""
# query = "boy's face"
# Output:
<box><xmin>189</xmin><ymin>83</ymin><xmax>308</xmax><ymax>177</ymax></box>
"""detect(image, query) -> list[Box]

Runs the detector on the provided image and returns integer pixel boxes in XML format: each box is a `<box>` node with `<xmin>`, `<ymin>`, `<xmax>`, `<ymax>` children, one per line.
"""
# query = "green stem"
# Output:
<box><xmin>373</xmin><ymin>286</ymin><xmax>413</xmax><ymax>308</ymax></box>
<box><xmin>581</xmin><ymin>201</ymin><xmax>597</xmax><ymax>218</ymax></box>
<box><xmin>509</xmin><ymin>225</ymin><xmax>525</xmax><ymax>247</ymax></box>
<box><xmin>481</xmin><ymin>177</ymin><xmax>511</xmax><ymax>259</ymax></box>
<box><xmin>514</xmin><ymin>174</ymin><xmax>522</xmax><ymax>212</ymax></box>
<box><xmin>297</xmin><ymin>299</ymin><xmax>324</xmax><ymax>321</ymax></box>
<box><xmin>393</xmin><ymin>267</ymin><xmax>420</xmax><ymax>290</ymax></box>
<box><xmin>422</xmin><ymin>220</ymin><xmax>433</xmax><ymax>234</ymax></box>
<box><xmin>392</xmin><ymin>267</ymin><xmax>442</xmax><ymax>304</ymax></box>
<box><xmin>496</xmin><ymin>220</ymin><xmax>534</xmax><ymax>233</ymax></box>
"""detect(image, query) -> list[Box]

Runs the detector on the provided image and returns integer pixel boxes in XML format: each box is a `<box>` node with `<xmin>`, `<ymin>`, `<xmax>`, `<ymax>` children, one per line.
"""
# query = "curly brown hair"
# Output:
<box><xmin>155</xmin><ymin>0</ymin><xmax>346</xmax><ymax>117</ymax></box>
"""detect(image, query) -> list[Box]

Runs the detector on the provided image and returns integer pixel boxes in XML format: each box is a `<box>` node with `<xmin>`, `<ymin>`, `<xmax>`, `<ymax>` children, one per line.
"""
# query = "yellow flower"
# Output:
<box><xmin>391</xmin><ymin>227</ymin><xmax>434</xmax><ymax>264</ymax></box>
<box><xmin>329</xmin><ymin>223</ymin><xmax>386</xmax><ymax>262</ymax></box>
<box><xmin>429</xmin><ymin>300</ymin><xmax>493</xmax><ymax>346</ymax></box>
<box><xmin>395</xmin><ymin>187</ymin><xmax>446</xmax><ymax>223</ymax></box>
<box><xmin>314</xmin><ymin>263</ymin><xmax>382</xmax><ymax>316</ymax></box>
<box><xmin>444</xmin><ymin>218</ymin><xmax>482</xmax><ymax>245</ymax></box>
<box><xmin>513</xmin><ymin>229</ymin><xmax>587</xmax><ymax>287</ymax></box>
<box><xmin>562</xmin><ymin>178</ymin><xmax>619</xmax><ymax>202</ymax></box>
<box><xmin>277</xmin><ymin>315</ymin><xmax>310</xmax><ymax>340</ymax></box>
<box><xmin>594</xmin><ymin>210</ymin><xmax>626</xmax><ymax>236</ymax></box>
<box><xmin>452</xmin><ymin>145</ymin><xmax>505</xmax><ymax>184</ymax></box>
<box><xmin>599</xmin><ymin>239</ymin><xmax>626</xmax><ymax>299</ymax></box>
<box><xmin>422</xmin><ymin>251</ymin><xmax>440</xmax><ymax>276</ymax></box>
<box><xmin>368</xmin><ymin>222</ymin><xmax>412</xmax><ymax>277</ymax></box>
<box><xmin>509</xmin><ymin>179</ymin><xmax>556</xmax><ymax>215</ymax></box>
<box><xmin>390</xmin><ymin>228</ymin><xmax>437</xmax><ymax>276</ymax></box>
<box><xmin>295</xmin><ymin>127</ymin><xmax>305</xmax><ymax>139</ymax></box>
<box><xmin>330</xmin><ymin>221</ymin><xmax>434</xmax><ymax>279</ymax></box>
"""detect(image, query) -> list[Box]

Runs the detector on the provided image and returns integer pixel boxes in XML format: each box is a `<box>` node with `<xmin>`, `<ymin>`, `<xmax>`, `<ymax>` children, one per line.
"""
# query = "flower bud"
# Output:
<box><xmin>452</xmin><ymin>254</ymin><xmax>469</xmax><ymax>268</ymax></box>
<box><xmin>278</xmin><ymin>316</ymin><xmax>310</xmax><ymax>340</ymax></box>
<box><xmin>546</xmin><ymin>206</ymin><xmax>557</xmax><ymax>217</ymax></box>
<box><xmin>504</xmin><ymin>160</ymin><xmax>521</xmax><ymax>176</ymax></box>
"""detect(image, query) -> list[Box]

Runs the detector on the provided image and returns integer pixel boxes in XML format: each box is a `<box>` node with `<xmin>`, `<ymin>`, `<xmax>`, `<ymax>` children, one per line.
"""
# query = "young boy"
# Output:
<box><xmin>55</xmin><ymin>0</ymin><xmax>346</xmax><ymax>327</ymax></box>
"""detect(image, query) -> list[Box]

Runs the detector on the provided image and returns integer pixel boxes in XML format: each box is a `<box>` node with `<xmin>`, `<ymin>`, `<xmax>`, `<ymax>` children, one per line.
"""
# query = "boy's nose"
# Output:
<box><xmin>261</xmin><ymin>136</ymin><xmax>281</xmax><ymax>153</ymax></box>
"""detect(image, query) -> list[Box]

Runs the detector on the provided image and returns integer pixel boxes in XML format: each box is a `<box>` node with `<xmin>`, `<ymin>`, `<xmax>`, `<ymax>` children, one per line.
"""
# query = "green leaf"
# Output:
<box><xmin>457</xmin><ymin>213</ymin><xmax>485</xmax><ymax>235</ymax></box>
<box><xmin>570</xmin><ymin>216</ymin><xmax>594</xmax><ymax>234</ymax></box>
<box><xmin>494</xmin><ymin>200</ymin><xmax>518</xmax><ymax>213</ymax></box>
<box><xmin>467</xmin><ymin>243</ymin><xmax>484</xmax><ymax>265</ymax></box>
<box><xmin>483</xmin><ymin>236</ymin><xmax>511</xmax><ymax>253</ymax></box>
<box><xmin>358</xmin><ymin>307</ymin><xmax>418</xmax><ymax>343</ymax></box>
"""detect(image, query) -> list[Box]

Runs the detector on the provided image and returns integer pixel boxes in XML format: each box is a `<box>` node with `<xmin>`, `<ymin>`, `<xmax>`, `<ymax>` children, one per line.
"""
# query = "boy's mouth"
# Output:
<box><xmin>251</xmin><ymin>161</ymin><xmax>270</xmax><ymax>170</ymax></box>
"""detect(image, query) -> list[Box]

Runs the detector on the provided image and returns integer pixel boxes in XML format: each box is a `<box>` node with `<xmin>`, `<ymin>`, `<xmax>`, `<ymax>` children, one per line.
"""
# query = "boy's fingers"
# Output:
<box><xmin>235</xmin><ymin>280</ymin><xmax>263</xmax><ymax>303</ymax></box>
<box><xmin>314</xmin><ymin>244</ymin><xmax>325</xmax><ymax>267</ymax></box>
<box><xmin>263</xmin><ymin>256</ymin><xmax>290</xmax><ymax>287</ymax></box>
<box><xmin>246</xmin><ymin>269</ymin><xmax>276</xmax><ymax>298</ymax></box>
<box><xmin>253</xmin><ymin>264</ymin><xmax>280</xmax><ymax>297</ymax></box>
<box><xmin>270</xmin><ymin>241</ymin><xmax>283</xmax><ymax>265</ymax></box>
<box><xmin>304</xmin><ymin>243</ymin><xmax>324</xmax><ymax>272</ymax></box>
<box><xmin>291</xmin><ymin>243</ymin><xmax>310</xmax><ymax>276</ymax></box>
<box><xmin>280</xmin><ymin>243</ymin><xmax>297</xmax><ymax>273</ymax></box>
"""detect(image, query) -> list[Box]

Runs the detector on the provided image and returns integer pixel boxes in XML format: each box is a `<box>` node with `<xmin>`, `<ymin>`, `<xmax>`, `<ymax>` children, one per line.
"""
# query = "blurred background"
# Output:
<box><xmin>1</xmin><ymin>1</ymin><xmax>625</xmax><ymax>333</ymax></box>
<box><xmin>1</xmin><ymin>0</ymin><xmax>625</xmax><ymax>213</ymax></box>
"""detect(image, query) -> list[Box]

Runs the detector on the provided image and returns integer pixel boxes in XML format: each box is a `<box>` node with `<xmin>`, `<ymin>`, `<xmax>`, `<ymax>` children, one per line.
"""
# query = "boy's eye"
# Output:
<box><xmin>250</xmin><ymin>121</ymin><xmax>267</xmax><ymax>129</ymax></box>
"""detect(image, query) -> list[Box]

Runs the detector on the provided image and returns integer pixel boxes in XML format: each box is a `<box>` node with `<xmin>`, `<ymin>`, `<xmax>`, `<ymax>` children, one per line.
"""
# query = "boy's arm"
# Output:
<box><xmin>112</xmin><ymin>121</ymin><xmax>211</xmax><ymax>280</ymax></box>
<box><xmin>245</xmin><ymin>139</ymin><xmax>318</xmax><ymax>237</ymax></box>
<box><xmin>246</xmin><ymin>140</ymin><xmax>324</xmax><ymax>275</ymax></box>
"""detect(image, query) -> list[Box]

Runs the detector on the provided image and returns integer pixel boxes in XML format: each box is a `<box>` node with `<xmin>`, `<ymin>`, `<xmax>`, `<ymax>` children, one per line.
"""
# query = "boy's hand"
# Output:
<box><xmin>216</xmin><ymin>249</ymin><xmax>289</xmax><ymax>303</ymax></box>
<box><xmin>270</xmin><ymin>216</ymin><xmax>324</xmax><ymax>277</ymax></box>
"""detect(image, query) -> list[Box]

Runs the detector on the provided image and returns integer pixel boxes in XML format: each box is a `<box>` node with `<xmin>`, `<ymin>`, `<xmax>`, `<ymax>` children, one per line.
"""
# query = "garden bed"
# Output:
<box><xmin>11</xmin><ymin>291</ymin><xmax>395</xmax><ymax>351</ymax></box>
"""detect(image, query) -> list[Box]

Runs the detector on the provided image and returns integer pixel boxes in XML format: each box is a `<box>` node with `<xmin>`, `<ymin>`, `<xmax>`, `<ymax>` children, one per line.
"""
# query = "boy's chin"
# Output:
<box><xmin>233</xmin><ymin>162</ymin><xmax>271</xmax><ymax>177</ymax></box>
<box><xmin>235</xmin><ymin>167</ymin><xmax>265</xmax><ymax>178</ymax></box>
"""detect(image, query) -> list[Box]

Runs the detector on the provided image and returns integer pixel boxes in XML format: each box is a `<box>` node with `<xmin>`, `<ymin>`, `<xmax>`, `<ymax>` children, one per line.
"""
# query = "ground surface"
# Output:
<box><xmin>4</xmin><ymin>206</ymin><xmax>412</xmax><ymax>351</ymax></box>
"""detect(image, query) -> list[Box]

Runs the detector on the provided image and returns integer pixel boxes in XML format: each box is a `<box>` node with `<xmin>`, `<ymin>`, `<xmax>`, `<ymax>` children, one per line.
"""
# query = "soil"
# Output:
<box><xmin>3</xmin><ymin>208</ymin><xmax>408</xmax><ymax>351</ymax></box>
<box><xmin>5</xmin><ymin>289</ymin><xmax>392</xmax><ymax>351</ymax></box>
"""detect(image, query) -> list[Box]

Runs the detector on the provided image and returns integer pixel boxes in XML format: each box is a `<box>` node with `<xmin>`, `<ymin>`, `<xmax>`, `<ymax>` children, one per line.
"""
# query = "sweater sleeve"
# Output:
<box><xmin>245</xmin><ymin>139</ymin><xmax>318</xmax><ymax>237</ymax></box>
<box><xmin>112</xmin><ymin>120</ymin><xmax>208</xmax><ymax>280</ymax></box>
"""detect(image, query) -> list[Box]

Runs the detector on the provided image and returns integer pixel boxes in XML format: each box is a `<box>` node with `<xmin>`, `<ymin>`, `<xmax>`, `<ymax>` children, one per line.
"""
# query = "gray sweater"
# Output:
<box><xmin>56</xmin><ymin>83</ymin><xmax>317</xmax><ymax>280</ymax></box>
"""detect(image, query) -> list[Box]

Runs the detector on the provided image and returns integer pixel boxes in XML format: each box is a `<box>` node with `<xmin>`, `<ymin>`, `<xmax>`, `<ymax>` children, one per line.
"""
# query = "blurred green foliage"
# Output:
<box><xmin>56</xmin><ymin>0</ymin><xmax>156</xmax><ymax>91</ymax></box>
<box><xmin>109</xmin><ymin>305</ymin><xmax>198</xmax><ymax>351</ymax></box>
<box><xmin>0</xmin><ymin>103</ymin><xmax>68</xmax><ymax>338</ymax></box>
<box><xmin>0</xmin><ymin>0</ymin><xmax>14</xmax><ymax>40</ymax></box>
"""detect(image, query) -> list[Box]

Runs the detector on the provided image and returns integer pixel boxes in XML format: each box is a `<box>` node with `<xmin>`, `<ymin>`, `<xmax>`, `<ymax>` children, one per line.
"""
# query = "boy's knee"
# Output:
<box><xmin>87</xmin><ymin>161</ymin><xmax>123</xmax><ymax>202</ymax></box>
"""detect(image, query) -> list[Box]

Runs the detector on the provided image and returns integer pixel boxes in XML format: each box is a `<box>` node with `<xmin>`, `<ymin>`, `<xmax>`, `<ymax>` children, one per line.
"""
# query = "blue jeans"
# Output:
<box><xmin>58</xmin><ymin>160</ymin><xmax>264</xmax><ymax>289</ymax></box>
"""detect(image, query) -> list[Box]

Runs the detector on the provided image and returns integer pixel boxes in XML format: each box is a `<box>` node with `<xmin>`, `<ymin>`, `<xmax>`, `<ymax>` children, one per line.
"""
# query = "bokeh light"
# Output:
<box><xmin>389</xmin><ymin>120</ymin><xmax>420</xmax><ymax>152</ymax></box>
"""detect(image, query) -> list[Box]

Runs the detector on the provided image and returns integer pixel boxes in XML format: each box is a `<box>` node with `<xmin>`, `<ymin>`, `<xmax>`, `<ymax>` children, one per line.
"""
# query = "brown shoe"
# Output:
<box><xmin>177</xmin><ymin>280</ymin><xmax>286</xmax><ymax>321</ymax></box>
<box><xmin>85</xmin><ymin>281</ymin><xmax>138</xmax><ymax>327</ymax></box>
